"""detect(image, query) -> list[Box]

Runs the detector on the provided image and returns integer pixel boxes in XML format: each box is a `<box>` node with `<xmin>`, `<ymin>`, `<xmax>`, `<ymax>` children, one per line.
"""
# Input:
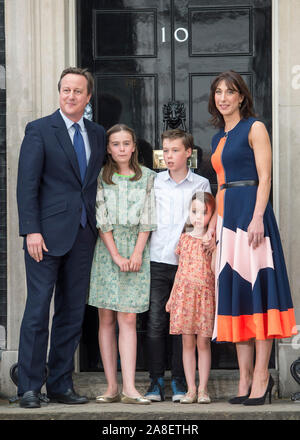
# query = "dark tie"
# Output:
<box><xmin>73</xmin><ymin>123</ymin><xmax>87</xmax><ymax>228</ymax></box>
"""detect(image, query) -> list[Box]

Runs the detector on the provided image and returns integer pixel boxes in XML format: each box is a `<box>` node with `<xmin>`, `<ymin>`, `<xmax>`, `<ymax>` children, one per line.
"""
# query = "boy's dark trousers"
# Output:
<box><xmin>146</xmin><ymin>261</ymin><xmax>185</xmax><ymax>379</ymax></box>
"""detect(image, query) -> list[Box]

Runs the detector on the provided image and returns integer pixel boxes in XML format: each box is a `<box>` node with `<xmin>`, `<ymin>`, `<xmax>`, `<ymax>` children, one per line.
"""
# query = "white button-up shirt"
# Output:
<box><xmin>150</xmin><ymin>169</ymin><xmax>211</xmax><ymax>265</ymax></box>
<box><xmin>59</xmin><ymin>109</ymin><xmax>91</xmax><ymax>164</ymax></box>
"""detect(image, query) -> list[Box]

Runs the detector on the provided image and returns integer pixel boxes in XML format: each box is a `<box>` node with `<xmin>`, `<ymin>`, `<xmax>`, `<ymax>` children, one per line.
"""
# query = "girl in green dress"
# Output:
<box><xmin>88</xmin><ymin>124</ymin><xmax>156</xmax><ymax>404</ymax></box>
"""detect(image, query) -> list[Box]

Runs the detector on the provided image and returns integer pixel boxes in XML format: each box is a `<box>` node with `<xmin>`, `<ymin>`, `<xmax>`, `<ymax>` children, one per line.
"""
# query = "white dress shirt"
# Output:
<box><xmin>150</xmin><ymin>169</ymin><xmax>211</xmax><ymax>265</ymax></box>
<box><xmin>59</xmin><ymin>109</ymin><xmax>91</xmax><ymax>164</ymax></box>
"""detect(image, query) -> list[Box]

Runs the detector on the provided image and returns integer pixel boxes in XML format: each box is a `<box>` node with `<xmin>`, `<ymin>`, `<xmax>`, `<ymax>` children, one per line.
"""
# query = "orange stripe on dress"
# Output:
<box><xmin>216</xmin><ymin>309</ymin><xmax>297</xmax><ymax>342</ymax></box>
<box><xmin>211</xmin><ymin>136</ymin><xmax>227</xmax><ymax>218</ymax></box>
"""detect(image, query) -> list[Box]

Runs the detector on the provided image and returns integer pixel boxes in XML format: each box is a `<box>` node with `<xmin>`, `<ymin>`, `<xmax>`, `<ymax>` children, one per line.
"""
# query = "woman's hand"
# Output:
<box><xmin>247</xmin><ymin>121</ymin><xmax>271</xmax><ymax>250</ymax></box>
<box><xmin>112</xmin><ymin>254</ymin><xmax>130</xmax><ymax>272</ymax></box>
<box><xmin>129</xmin><ymin>250</ymin><xmax>143</xmax><ymax>272</ymax></box>
<box><xmin>202</xmin><ymin>229</ymin><xmax>216</xmax><ymax>255</ymax></box>
<box><xmin>211</xmin><ymin>249</ymin><xmax>216</xmax><ymax>274</ymax></box>
<box><xmin>247</xmin><ymin>215</ymin><xmax>264</xmax><ymax>249</ymax></box>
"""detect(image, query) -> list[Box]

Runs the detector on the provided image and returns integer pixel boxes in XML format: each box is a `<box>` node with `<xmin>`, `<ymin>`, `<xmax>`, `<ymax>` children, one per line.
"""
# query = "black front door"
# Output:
<box><xmin>78</xmin><ymin>0</ymin><xmax>272</xmax><ymax>371</ymax></box>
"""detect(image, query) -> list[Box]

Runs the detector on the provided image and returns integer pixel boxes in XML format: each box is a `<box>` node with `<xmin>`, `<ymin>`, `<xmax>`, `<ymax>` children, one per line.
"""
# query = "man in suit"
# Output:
<box><xmin>16</xmin><ymin>67</ymin><xmax>106</xmax><ymax>408</ymax></box>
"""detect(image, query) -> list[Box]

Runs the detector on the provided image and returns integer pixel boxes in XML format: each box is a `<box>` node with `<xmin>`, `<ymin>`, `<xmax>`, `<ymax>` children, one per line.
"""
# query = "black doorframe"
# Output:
<box><xmin>77</xmin><ymin>0</ymin><xmax>274</xmax><ymax>372</ymax></box>
<box><xmin>0</xmin><ymin>0</ymin><xmax>7</xmax><ymax>349</ymax></box>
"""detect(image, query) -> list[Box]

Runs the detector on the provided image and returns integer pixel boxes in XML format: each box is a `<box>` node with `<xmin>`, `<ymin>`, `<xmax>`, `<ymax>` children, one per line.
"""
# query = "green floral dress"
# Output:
<box><xmin>88</xmin><ymin>166</ymin><xmax>157</xmax><ymax>313</ymax></box>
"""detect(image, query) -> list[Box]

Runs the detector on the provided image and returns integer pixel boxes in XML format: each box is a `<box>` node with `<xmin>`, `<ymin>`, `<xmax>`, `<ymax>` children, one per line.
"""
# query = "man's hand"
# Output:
<box><xmin>26</xmin><ymin>233</ymin><xmax>48</xmax><ymax>262</ymax></box>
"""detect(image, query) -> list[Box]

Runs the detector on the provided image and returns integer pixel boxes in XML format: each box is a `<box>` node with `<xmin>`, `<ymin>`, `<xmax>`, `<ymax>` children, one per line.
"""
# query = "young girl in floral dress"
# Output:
<box><xmin>166</xmin><ymin>191</ymin><xmax>215</xmax><ymax>404</ymax></box>
<box><xmin>88</xmin><ymin>124</ymin><xmax>156</xmax><ymax>405</ymax></box>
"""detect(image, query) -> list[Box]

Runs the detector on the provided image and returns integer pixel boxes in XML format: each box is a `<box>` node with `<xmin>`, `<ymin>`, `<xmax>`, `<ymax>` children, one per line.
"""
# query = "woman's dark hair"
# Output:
<box><xmin>208</xmin><ymin>70</ymin><xmax>256</xmax><ymax>128</ymax></box>
<box><xmin>183</xmin><ymin>191</ymin><xmax>215</xmax><ymax>233</ymax></box>
<box><xmin>102</xmin><ymin>124</ymin><xmax>142</xmax><ymax>185</ymax></box>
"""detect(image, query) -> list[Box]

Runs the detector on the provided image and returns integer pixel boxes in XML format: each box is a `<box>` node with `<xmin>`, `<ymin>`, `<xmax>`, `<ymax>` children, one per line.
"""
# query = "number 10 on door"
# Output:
<box><xmin>162</xmin><ymin>27</ymin><xmax>189</xmax><ymax>43</ymax></box>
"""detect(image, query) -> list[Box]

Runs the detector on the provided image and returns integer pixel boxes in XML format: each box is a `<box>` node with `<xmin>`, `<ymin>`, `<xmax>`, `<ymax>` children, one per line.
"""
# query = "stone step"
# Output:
<box><xmin>2</xmin><ymin>369</ymin><xmax>290</xmax><ymax>422</ymax></box>
<box><xmin>73</xmin><ymin>369</ymin><xmax>279</xmax><ymax>400</ymax></box>
<box><xmin>1</xmin><ymin>398</ymin><xmax>299</xmax><ymax>421</ymax></box>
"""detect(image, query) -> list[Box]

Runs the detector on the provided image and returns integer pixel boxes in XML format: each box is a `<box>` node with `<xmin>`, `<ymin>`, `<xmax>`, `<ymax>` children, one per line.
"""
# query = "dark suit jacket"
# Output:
<box><xmin>17</xmin><ymin>109</ymin><xmax>106</xmax><ymax>256</ymax></box>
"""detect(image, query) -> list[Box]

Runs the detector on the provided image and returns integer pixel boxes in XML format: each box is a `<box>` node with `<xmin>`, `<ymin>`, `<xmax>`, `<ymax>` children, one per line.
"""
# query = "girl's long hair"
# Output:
<box><xmin>102</xmin><ymin>124</ymin><xmax>142</xmax><ymax>185</ymax></box>
<box><xmin>183</xmin><ymin>191</ymin><xmax>215</xmax><ymax>233</ymax></box>
<box><xmin>208</xmin><ymin>70</ymin><xmax>256</xmax><ymax>129</ymax></box>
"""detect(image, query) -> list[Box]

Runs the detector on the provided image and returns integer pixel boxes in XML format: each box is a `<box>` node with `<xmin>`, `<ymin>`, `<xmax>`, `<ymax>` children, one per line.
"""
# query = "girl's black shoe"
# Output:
<box><xmin>243</xmin><ymin>375</ymin><xmax>274</xmax><ymax>406</ymax></box>
<box><xmin>228</xmin><ymin>386</ymin><xmax>251</xmax><ymax>404</ymax></box>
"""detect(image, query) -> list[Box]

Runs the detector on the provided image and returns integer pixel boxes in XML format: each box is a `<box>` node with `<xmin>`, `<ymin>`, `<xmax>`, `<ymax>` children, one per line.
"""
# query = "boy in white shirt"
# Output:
<box><xmin>145</xmin><ymin>129</ymin><xmax>211</xmax><ymax>402</ymax></box>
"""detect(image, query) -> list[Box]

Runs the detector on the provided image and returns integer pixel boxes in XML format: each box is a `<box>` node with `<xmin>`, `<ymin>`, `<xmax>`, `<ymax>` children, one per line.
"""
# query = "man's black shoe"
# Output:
<box><xmin>19</xmin><ymin>390</ymin><xmax>41</xmax><ymax>408</ymax></box>
<box><xmin>47</xmin><ymin>388</ymin><xmax>89</xmax><ymax>404</ymax></box>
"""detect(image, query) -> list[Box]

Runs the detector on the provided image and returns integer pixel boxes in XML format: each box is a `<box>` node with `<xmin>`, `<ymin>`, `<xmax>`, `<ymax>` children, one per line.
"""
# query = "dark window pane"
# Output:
<box><xmin>94</xmin><ymin>10</ymin><xmax>156</xmax><ymax>58</ymax></box>
<box><xmin>96</xmin><ymin>75</ymin><xmax>157</xmax><ymax>148</ymax></box>
<box><xmin>190</xmin><ymin>8</ymin><xmax>251</xmax><ymax>56</ymax></box>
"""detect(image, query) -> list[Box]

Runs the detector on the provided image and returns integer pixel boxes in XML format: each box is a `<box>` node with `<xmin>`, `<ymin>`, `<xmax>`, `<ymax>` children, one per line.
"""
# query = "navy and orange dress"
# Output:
<box><xmin>211</xmin><ymin>117</ymin><xmax>297</xmax><ymax>342</ymax></box>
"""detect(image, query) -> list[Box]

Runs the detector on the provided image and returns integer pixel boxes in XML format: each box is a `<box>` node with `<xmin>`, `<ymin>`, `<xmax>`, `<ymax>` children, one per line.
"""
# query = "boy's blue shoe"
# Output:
<box><xmin>171</xmin><ymin>377</ymin><xmax>187</xmax><ymax>402</ymax></box>
<box><xmin>145</xmin><ymin>377</ymin><xmax>165</xmax><ymax>402</ymax></box>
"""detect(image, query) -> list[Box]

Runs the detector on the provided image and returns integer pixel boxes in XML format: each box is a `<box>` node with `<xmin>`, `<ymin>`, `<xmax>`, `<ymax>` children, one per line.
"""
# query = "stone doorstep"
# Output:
<box><xmin>1</xmin><ymin>398</ymin><xmax>300</xmax><ymax>421</ymax></box>
<box><xmin>1</xmin><ymin>370</ymin><xmax>299</xmax><ymax>421</ymax></box>
<box><xmin>73</xmin><ymin>369</ymin><xmax>280</xmax><ymax>400</ymax></box>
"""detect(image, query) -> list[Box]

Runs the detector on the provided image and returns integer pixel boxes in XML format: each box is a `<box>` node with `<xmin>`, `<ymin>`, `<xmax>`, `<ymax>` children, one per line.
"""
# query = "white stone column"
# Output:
<box><xmin>275</xmin><ymin>0</ymin><xmax>300</xmax><ymax>397</ymax></box>
<box><xmin>1</xmin><ymin>0</ymin><xmax>76</xmax><ymax>397</ymax></box>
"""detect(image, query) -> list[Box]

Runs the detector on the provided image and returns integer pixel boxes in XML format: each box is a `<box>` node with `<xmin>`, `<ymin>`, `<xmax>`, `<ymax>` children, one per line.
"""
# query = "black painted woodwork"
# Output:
<box><xmin>77</xmin><ymin>0</ymin><xmax>273</xmax><ymax>371</ymax></box>
<box><xmin>0</xmin><ymin>0</ymin><xmax>6</xmax><ymax>344</ymax></box>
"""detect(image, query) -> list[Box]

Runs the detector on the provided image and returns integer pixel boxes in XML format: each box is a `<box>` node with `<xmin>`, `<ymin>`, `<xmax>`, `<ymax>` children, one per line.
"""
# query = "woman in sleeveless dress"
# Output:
<box><xmin>207</xmin><ymin>71</ymin><xmax>297</xmax><ymax>405</ymax></box>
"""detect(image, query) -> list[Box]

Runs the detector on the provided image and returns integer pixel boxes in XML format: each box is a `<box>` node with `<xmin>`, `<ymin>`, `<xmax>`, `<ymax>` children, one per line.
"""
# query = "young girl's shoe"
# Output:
<box><xmin>121</xmin><ymin>393</ymin><xmax>151</xmax><ymax>405</ymax></box>
<box><xmin>180</xmin><ymin>391</ymin><xmax>197</xmax><ymax>404</ymax></box>
<box><xmin>96</xmin><ymin>393</ymin><xmax>121</xmax><ymax>403</ymax></box>
<box><xmin>197</xmin><ymin>390</ymin><xmax>211</xmax><ymax>404</ymax></box>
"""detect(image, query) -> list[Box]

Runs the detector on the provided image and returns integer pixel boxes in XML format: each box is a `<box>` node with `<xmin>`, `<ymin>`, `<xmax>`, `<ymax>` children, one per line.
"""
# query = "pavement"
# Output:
<box><xmin>1</xmin><ymin>370</ymin><xmax>300</xmax><ymax>423</ymax></box>
<box><xmin>0</xmin><ymin>396</ymin><xmax>300</xmax><ymax>421</ymax></box>
<box><xmin>0</xmin><ymin>395</ymin><xmax>299</xmax><ymax>440</ymax></box>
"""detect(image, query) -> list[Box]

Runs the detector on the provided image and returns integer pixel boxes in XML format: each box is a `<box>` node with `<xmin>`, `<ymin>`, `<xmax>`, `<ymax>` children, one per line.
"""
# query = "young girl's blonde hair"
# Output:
<box><xmin>183</xmin><ymin>191</ymin><xmax>215</xmax><ymax>233</ymax></box>
<box><xmin>102</xmin><ymin>124</ymin><xmax>142</xmax><ymax>185</ymax></box>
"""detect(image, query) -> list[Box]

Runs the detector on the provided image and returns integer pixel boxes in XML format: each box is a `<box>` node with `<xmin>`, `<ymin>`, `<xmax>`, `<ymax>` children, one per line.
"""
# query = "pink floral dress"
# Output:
<box><xmin>166</xmin><ymin>233</ymin><xmax>215</xmax><ymax>336</ymax></box>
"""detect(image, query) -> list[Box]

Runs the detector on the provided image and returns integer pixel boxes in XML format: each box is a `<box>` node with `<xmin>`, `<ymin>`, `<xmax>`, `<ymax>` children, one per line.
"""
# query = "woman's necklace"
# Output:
<box><xmin>224</xmin><ymin>117</ymin><xmax>241</xmax><ymax>135</ymax></box>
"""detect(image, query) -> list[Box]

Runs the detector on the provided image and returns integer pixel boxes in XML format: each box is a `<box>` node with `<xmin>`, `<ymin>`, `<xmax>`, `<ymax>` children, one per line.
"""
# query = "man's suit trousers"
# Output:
<box><xmin>17</xmin><ymin>223</ymin><xmax>96</xmax><ymax>395</ymax></box>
